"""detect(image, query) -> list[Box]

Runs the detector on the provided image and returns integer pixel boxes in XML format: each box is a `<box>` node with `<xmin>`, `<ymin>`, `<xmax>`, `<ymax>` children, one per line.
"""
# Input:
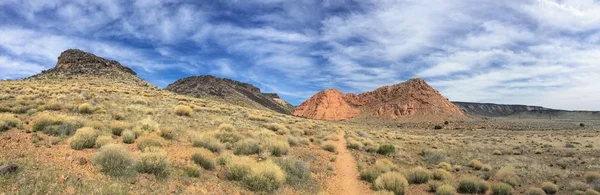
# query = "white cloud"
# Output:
<box><xmin>0</xmin><ymin>55</ymin><xmax>45</xmax><ymax>79</ymax></box>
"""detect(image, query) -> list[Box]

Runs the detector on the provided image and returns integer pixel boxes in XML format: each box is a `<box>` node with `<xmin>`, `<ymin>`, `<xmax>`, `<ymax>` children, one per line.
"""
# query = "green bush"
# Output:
<box><xmin>405</xmin><ymin>166</ymin><xmax>432</xmax><ymax>184</ymax></box>
<box><xmin>457</xmin><ymin>177</ymin><xmax>488</xmax><ymax>194</ymax></box>
<box><xmin>374</xmin><ymin>172</ymin><xmax>409</xmax><ymax>195</ymax></box>
<box><xmin>491</xmin><ymin>182</ymin><xmax>514</xmax><ymax>195</ymax></box>
<box><xmin>191</xmin><ymin>148</ymin><xmax>216</xmax><ymax>170</ymax></box>
<box><xmin>273</xmin><ymin>157</ymin><xmax>311</xmax><ymax>185</ymax></box>
<box><xmin>378</xmin><ymin>144</ymin><xmax>396</xmax><ymax>155</ymax></box>
<box><xmin>122</xmin><ymin>130</ymin><xmax>136</xmax><ymax>144</ymax></box>
<box><xmin>70</xmin><ymin>127</ymin><xmax>98</xmax><ymax>150</ymax></box>
<box><xmin>322</xmin><ymin>143</ymin><xmax>337</xmax><ymax>153</ymax></box>
<box><xmin>136</xmin><ymin>135</ymin><xmax>163</xmax><ymax>150</ymax></box>
<box><xmin>525</xmin><ymin>187</ymin><xmax>547</xmax><ymax>195</ymax></box>
<box><xmin>436</xmin><ymin>184</ymin><xmax>456</xmax><ymax>195</ymax></box>
<box><xmin>92</xmin><ymin>144</ymin><xmax>133</xmax><ymax>177</ymax></box>
<box><xmin>191</xmin><ymin>134</ymin><xmax>224</xmax><ymax>153</ymax></box>
<box><xmin>541</xmin><ymin>182</ymin><xmax>559</xmax><ymax>194</ymax></box>
<box><xmin>234</xmin><ymin>138</ymin><xmax>260</xmax><ymax>155</ymax></box>
<box><xmin>135</xmin><ymin>147</ymin><xmax>169</xmax><ymax>177</ymax></box>
<box><xmin>95</xmin><ymin>135</ymin><xmax>114</xmax><ymax>148</ymax></box>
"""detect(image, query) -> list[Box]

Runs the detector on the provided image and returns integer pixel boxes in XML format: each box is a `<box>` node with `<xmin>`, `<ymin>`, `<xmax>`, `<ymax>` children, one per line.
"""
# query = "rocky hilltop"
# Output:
<box><xmin>165</xmin><ymin>75</ymin><xmax>295</xmax><ymax>114</ymax></box>
<box><xmin>452</xmin><ymin>101</ymin><xmax>552</xmax><ymax>117</ymax></box>
<box><xmin>293</xmin><ymin>78</ymin><xmax>465</xmax><ymax>121</ymax></box>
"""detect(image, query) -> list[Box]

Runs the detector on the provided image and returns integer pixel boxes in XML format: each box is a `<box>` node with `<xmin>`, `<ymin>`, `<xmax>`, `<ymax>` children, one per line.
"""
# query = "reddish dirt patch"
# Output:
<box><xmin>325</xmin><ymin>130</ymin><xmax>372</xmax><ymax>195</ymax></box>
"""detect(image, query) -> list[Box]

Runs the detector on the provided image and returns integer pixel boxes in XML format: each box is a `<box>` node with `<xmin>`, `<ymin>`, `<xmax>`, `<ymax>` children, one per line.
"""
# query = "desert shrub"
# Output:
<box><xmin>432</xmin><ymin>168</ymin><xmax>452</xmax><ymax>181</ymax></box>
<box><xmin>437</xmin><ymin>162</ymin><xmax>452</xmax><ymax>170</ymax></box>
<box><xmin>234</xmin><ymin>138</ymin><xmax>260</xmax><ymax>155</ymax></box>
<box><xmin>265</xmin><ymin>123</ymin><xmax>287</xmax><ymax>132</ymax></box>
<box><xmin>113</xmin><ymin>112</ymin><xmax>125</xmax><ymax>120</ymax></box>
<box><xmin>191</xmin><ymin>134</ymin><xmax>224</xmax><ymax>153</ymax></box>
<box><xmin>174</xmin><ymin>105</ymin><xmax>192</xmax><ymax>116</ymax></box>
<box><xmin>184</xmin><ymin>165</ymin><xmax>201</xmax><ymax>178</ymax></box>
<box><xmin>217</xmin><ymin>123</ymin><xmax>234</xmax><ymax>132</ymax></box>
<box><xmin>580</xmin><ymin>123</ymin><xmax>585</xmax><ymax>127</ymax></box>
<box><xmin>491</xmin><ymin>182</ymin><xmax>514</xmax><ymax>195</ymax></box>
<box><xmin>566</xmin><ymin>143</ymin><xmax>576</xmax><ymax>148</ymax></box>
<box><xmin>110</xmin><ymin>121</ymin><xmax>130</xmax><ymax>136</ymax></box>
<box><xmin>122</xmin><ymin>130</ymin><xmax>136</xmax><ymax>144</ymax></box>
<box><xmin>273</xmin><ymin>157</ymin><xmax>311</xmax><ymax>185</ymax></box>
<box><xmin>136</xmin><ymin>147</ymin><xmax>169</xmax><ymax>177</ymax></box>
<box><xmin>78</xmin><ymin>103</ymin><xmax>94</xmax><ymax>114</ymax></box>
<box><xmin>405</xmin><ymin>166</ymin><xmax>432</xmax><ymax>184</ymax></box>
<box><xmin>70</xmin><ymin>127</ymin><xmax>98</xmax><ymax>150</ymax></box>
<box><xmin>525</xmin><ymin>187</ymin><xmax>547</xmax><ymax>195</ymax></box>
<box><xmin>436</xmin><ymin>184</ymin><xmax>456</xmax><ymax>195</ymax></box>
<box><xmin>494</xmin><ymin>167</ymin><xmax>518</xmax><ymax>187</ymax></box>
<box><xmin>361</xmin><ymin>167</ymin><xmax>383</xmax><ymax>182</ymax></box>
<box><xmin>95</xmin><ymin>136</ymin><xmax>114</xmax><ymax>148</ymax></box>
<box><xmin>261</xmin><ymin>139</ymin><xmax>290</xmax><ymax>156</ymax></box>
<box><xmin>434</xmin><ymin>125</ymin><xmax>443</xmax><ymax>130</ymax></box>
<box><xmin>470</xmin><ymin>159</ymin><xmax>484</xmax><ymax>170</ymax></box>
<box><xmin>136</xmin><ymin>135</ymin><xmax>163</xmax><ymax>150</ymax></box>
<box><xmin>361</xmin><ymin>159</ymin><xmax>398</xmax><ymax>182</ymax></box>
<box><xmin>92</xmin><ymin>144</ymin><xmax>133</xmax><ymax>177</ymax></box>
<box><xmin>347</xmin><ymin>139</ymin><xmax>361</xmax><ymax>149</ymax></box>
<box><xmin>225</xmin><ymin>156</ymin><xmax>254</xmax><ymax>181</ymax></box>
<box><xmin>191</xmin><ymin>148</ymin><xmax>216</xmax><ymax>170</ymax></box>
<box><xmin>569</xmin><ymin>181</ymin><xmax>590</xmax><ymax>192</ymax></box>
<box><xmin>374</xmin><ymin>172</ymin><xmax>408</xmax><ymax>195</ymax></box>
<box><xmin>32</xmin><ymin>114</ymin><xmax>85</xmax><ymax>136</ymax></box>
<box><xmin>457</xmin><ymin>177</ymin><xmax>488</xmax><ymax>194</ymax></box>
<box><xmin>422</xmin><ymin>149</ymin><xmax>447</xmax><ymax>165</ymax></box>
<box><xmin>375</xmin><ymin>159</ymin><xmax>398</xmax><ymax>172</ymax></box>
<box><xmin>248</xmin><ymin>114</ymin><xmax>268</xmax><ymax>122</ymax></box>
<box><xmin>322</xmin><ymin>143</ymin><xmax>337</xmax><ymax>153</ymax></box>
<box><xmin>214</xmin><ymin>131</ymin><xmax>242</xmax><ymax>144</ymax></box>
<box><xmin>541</xmin><ymin>182</ymin><xmax>559</xmax><ymax>194</ymax></box>
<box><xmin>586</xmin><ymin>189</ymin><xmax>600</xmax><ymax>195</ymax></box>
<box><xmin>244</xmin><ymin>160</ymin><xmax>286</xmax><ymax>192</ymax></box>
<box><xmin>482</xmin><ymin>164</ymin><xmax>492</xmax><ymax>171</ymax></box>
<box><xmin>493</xmin><ymin>150</ymin><xmax>503</xmax><ymax>155</ymax></box>
<box><xmin>585</xmin><ymin>172</ymin><xmax>600</xmax><ymax>183</ymax></box>
<box><xmin>43</xmin><ymin>101</ymin><xmax>62</xmax><ymax>111</ymax></box>
<box><xmin>0</xmin><ymin>114</ymin><xmax>21</xmax><ymax>132</ymax></box>
<box><xmin>591</xmin><ymin>180</ymin><xmax>600</xmax><ymax>192</ymax></box>
<box><xmin>288</xmin><ymin>136</ymin><xmax>308</xmax><ymax>147</ymax></box>
<box><xmin>159</xmin><ymin>128</ymin><xmax>174</xmax><ymax>140</ymax></box>
<box><xmin>378</xmin><ymin>144</ymin><xmax>396</xmax><ymax>155</ymax></box>
<box><xmin>137</xmin><ymin>117</ymin><xmax>159</xmax><ymax>132</ymax></box>
<box><xmin>429</xmin><ymin>181</ymin><xmax>442</xmax><ymax>192</ymax></box>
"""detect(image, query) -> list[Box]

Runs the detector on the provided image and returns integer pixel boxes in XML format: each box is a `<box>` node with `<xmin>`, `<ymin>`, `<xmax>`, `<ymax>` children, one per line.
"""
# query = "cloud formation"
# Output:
<box><xmin>1</xmin><ymin>0</ymin><xmax>599</xmax><ymax>110</ymax></box>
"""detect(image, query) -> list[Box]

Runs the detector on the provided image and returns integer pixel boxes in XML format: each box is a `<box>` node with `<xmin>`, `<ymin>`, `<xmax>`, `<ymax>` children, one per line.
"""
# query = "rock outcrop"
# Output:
<box><xmin>452</xmin><ymin>102</ymin><xmax>552</xmax><ymax>117</ymax></box>
<box><xmin>293</xmin><ymin>78</ymin><xmax>465</xmax><ymax>121</ymax></box>
<box><xmin>165</xmin><ymin>75</ymin><xmax>295</xmax><ymax>114</ymax></box>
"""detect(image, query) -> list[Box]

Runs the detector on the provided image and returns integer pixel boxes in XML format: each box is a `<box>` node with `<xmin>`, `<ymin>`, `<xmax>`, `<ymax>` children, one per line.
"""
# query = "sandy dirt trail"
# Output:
<box><xmin>325</xmin><ymin>130</ymin><xmax>372</xmax><ymax>195</ymax></box>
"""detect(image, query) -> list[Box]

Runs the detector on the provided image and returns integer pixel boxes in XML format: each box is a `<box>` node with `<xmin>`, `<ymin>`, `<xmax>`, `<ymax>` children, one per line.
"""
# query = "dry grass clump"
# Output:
<box><xmin>470</xmin><ymin>159</ymin><xmax>484</xmax><ymax>170</ymax></box>
<box><xmin>432</xmin><ymin>168</ymin><xmax>452</xmax><ymax>181</ymax></box>
<box><xmin>493</xmin><ymin>150</ymin><xmax>503</xmax><ymax>155</ymax></box>
<box><xmin>347</xmin><ymin>139</ymin><xmax>362</xmax><ymax>150</ymax></box>
<box><xmin>405</xmin><ymin>166</ymin><xmax>432</xmax><ymax>184</ymax></box>
<box><xmin>377</xmin><ymin>144</ymin><xmax>396</xmax><ymax>155</ymax></box>
<box><xmin>32</xmin><ymin>114</ymin><xmax>85</xmax><ymax>136</ymax></box>
<box><xmin>78</xmin><ymin>103</ymin><xmax>94</xmax><ymax>114</ymax></box>
<box><xmin>457</xmin><ymin>177</ymin><xmax>489</xmax><ymax>194</ymax></box>
<box><xmin>525</xmin><ymin>187</ymin><xmax>547</xmax><ymax>195</ymax></box>
<box><xmin>234</xmin><ymin>138</ymin><xmax>260</xmax><ymax>155</ymax></box>
<box><xmin>122</xmin><ymin>130</ymin><xmax>136</xmax><ymax>144</ymax></box>
<box><xmin>361</xmin><ymin>159</ymin><xmax>398</xmax><ymax>182</ymax></box>
<box><xmin>436</xmin><ymin>184</ymin><xmax>456</xmax><ymax>195</ymax></box>
<box><xmin>248</xmin><ymin>114</ymin><xmax>269</xmax><ymax>122</ymax></box>
<box><xmin>273</xmin><ymin>157</ymin><xmax>311</xmax><ymax>185</ymax></box>
<box><xmin>43</xmin><ymin>101</ymin><xmax>62</xmax><ymax>111</ymax></box>
<box><xmin>322</xmin><ymin>143</ymin><xmax>337</xmax><ymax>153</ymax></box>
<box><xmin>110</xmin><ymin>121</ymin><xmax>130</xmax><ymax>136</ymax></box>
<box><xmin>541</xmin><ymin>181</ymin><xmax>559</xmax><ymax>194</ymax></box>
<box><xmin>191</xmin><ymin>133</ymin><xmax>224</xmax><ymax>153</ymax></box>
<box><xmin>0</xmin><ymin>113</ymin><xmax>21</xmax><ymax>132</ymax></box>
<box><xmin>437</xmin><ymin>162</ymin><xmax>452</xmax><ymax>171</ymax></box>
<box><xmin>261</xmin><ymin>138</ymin><xmax>290</xmax><ymax>156</ymax></box>
<box><xmin>183</xmin><ymin>165</ymin><xmax>201</xmax><ymax>178</ymax></box>
<box><xmin>586</xmin><ymin>171</ymin><xmax>600</xmax><ymax>183</ymax></box>
<box><xmin>158</xmin><ymin>128</ymin><xmax>174</xmax><ymax>140</ymax></box>
<box><xmin>191</xmin><ymin>148</ymin><xmax>216</xmax><ymax>170</ymax></box>
<box><xmin>135</xmin><ymin>147</ymin><xmax>169</xmax><ymax>177</ymax></box>
<box><xmin>569</xmin><ymin>181</ymin><xmax>589</xmax><ymax>192</ymax></box>
<box><xmin>70</xmin><ymin>127</ymin><xmax>99</xmax><ymax>150</ymax></box>
<box><xmin>136</xmin><ymin>135</ymin><xmax>163</xmax><ymax>151</ymax></box>
<box><xmin>287</xmin><ymin>136</ymin><xmax>308</xmax><ymax>147</ymax></box>
<box><xmin>223</xmin><ymin>156</ymin><xmax>286</xmax><ymax>192</ymax></box>
<box><xmin>137</xmin><ymin>117</ymin><xmax>159</xmax><ymax>132</ymax></box>
<box><xmin>585</xmin><ymin>189</ymin><xmax>600</xmax><ymax>195</ymax></box>
<box><xmin>491</xmin><ymin>182</ymin><xmax>514</xmax><ymax>195</ymax></box>
<box><xmin>428</xmin><ymin>181</ymin><xmax>442</xmax><ymax>192</ymax></box>
<box><xmin>93</xmin><ymin>144</ymin><xmax>134</xmax><ymax>177</ymax></box>
<box><xmin>494</xmin><ymin>167</ymin><xmax>519</xmax><ymax>187</ymax></box>
<box><xmin>95</xmin><ymin>136</ymin><xmax>114</xmax><ymax>148</ymax></box>
<box><xmin>374</xmin><ymin>172</ymin><xmax>408</xmax><ymax>195</ymax></box>
<box><xmin>217</xmin><ymin>123</ymin><xmax>234</xmax><ymax>132</ymax></box>
<box><xmin>266</xmin><ymin>123</ymin><xmax>288</xmax><ymax>134</ymax></box>
<box><xmin>174</xmin><ymin>105</ymin><xmax>192</xmax><ymax>116</ymax></box>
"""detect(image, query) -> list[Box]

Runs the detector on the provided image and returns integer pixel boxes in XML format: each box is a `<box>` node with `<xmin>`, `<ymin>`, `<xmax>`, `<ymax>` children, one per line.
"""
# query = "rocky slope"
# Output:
<box><xmin>293</xmin><ymin>78</ymin><xmax>465</xmax><ymax>121</ymax></box>
<box><xmin>29</xmin><ymin>49</ymin><xmax>149</xmax><ymax>86</ymax></box>
<box><xmin>452</xmin><ymin>102</ymin><xmax>552</xmax><ymax>117</ymax></box>
<box><xmin>165</xmin><ymin>75</ymin><xmax>295</xmax><ymax>114</ymax></box>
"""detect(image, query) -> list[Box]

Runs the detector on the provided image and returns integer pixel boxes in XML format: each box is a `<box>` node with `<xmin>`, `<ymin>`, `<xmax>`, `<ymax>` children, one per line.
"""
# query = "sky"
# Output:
<box><xmin>1</xmin><ymin>0</ymin><xmax>600</xmax><ymax>110</ymax></box>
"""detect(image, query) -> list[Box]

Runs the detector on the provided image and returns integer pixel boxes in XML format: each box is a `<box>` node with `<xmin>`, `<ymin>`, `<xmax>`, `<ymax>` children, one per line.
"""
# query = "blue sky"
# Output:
<box><xmin>1</xmin><ymin>0</ymin><xmax>600</xmax><ymax>110</ymax></box>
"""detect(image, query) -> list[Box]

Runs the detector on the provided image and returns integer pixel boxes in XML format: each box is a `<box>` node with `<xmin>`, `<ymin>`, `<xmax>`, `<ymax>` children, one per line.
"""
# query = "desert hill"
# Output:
<box><xmin>165</xmin><ymin>75</ymin><xmax>295</xmax><ymax>114</ymax></box>
<box><xmin>452</xmin><ymin>101</ymin><xmax>553</xmax><ymax>117</ymax></box>
<box><xmin>293</xmin><ymin>78</ymin><xmax>465</xmax><ymax>121</ymax></box>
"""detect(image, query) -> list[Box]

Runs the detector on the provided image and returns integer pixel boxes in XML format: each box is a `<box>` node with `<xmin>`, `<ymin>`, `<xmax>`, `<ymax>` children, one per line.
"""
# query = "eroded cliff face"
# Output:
<box><xmin>452</xmin><ymin>102</ymin><xmax>552</xmax><ymax>117</ymax></box>
<box><xmin>292</xmin><ymin>89</ymin><xmax>360</xmax><ymax>120</ymax></box>
<box><xmin>293</xmin><ymin>78</ymin><xmax>465</xmax><ymax>121</ymax></box>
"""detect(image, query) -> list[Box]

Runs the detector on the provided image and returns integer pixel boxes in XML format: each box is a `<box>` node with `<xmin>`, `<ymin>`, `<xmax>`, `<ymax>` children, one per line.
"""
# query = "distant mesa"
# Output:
<box><xmin>292</xmin><ymin>78</ymin><xmax>465</xmax><ymax>121</ymax></box>
<box><xmin>165</xmin><ymin>75</ymin><xmax>295</xmax><ymax>114</ymax></box>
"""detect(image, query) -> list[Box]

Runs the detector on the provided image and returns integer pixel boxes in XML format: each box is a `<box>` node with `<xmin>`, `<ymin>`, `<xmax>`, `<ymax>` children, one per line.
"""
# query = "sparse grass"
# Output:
<box><xmin>191</xmin><ymin>148</ymin><xmax>216</xmax><ymax>170</ymax></box>
<box><xmin>136</xmin><ymin>147</ymin><xmax>169</xmax><ymax>177</ymax></box>
<box><xmin>494</xmin><ymin>167</ymin><xmax>518</xmax><ymax>187</ymax></box>
<box><xmin>174</xmin><ymin>105</ymin><xmax>192</xmax><ymax>116</ymax></box>
<box><xmin>491</xmin><ymin>182</ymin><xmax>514</xmax><ymax>195</ymax></box>
<box><xmin>374</xmin><ymin>172</ymin><xmax>408</xmax><ymax>195</ymax></box>
<box><xmin>70</xmin><ymin>127</ymin><xmax>98</xmax><ymax>150</ymax></box>
<box><xmin>136</xmin><ymin>135</ymin><xmax>163</xmax><ymax>150</ymax></box>
<box><xmin>32</xmin><ymin>114</ymin><xmax>85</xmax><ymax>136</ymax></box>
<box><xmin>93</xmin><ymin>144</ymin><xmax>134</xmax><ymax>177</ymax></box>
<box><xmin>217</xmin><ymin>123</ymin><xmax>234</xmax><ymax>132</ymax></box>
<box><xmin>405</xmin><ymin>166</ymin><xmax>432</xmax><ymax>184</ymax></box>
<box><xmin>95</xmin><ymin>135</ymin><xmax>114</xmax><ymax>148</ymax></box>
<box><xmin>191</xmin><ymin>133</ymin><xmax>224</xmax><ymax>153</ymax></box>
<box><xmin>122</xmin><ymin>130</ymin><xmax>136</xmax><ymax>144</ymax></box>
<box><xmin>569</xmin><ymin>181</ymin><xmax>589</xmax><ymax>192</ymax></box>
<box><xmin>457</xmin><ymin>177</ymin><xmax>488</xmax><ymax>194</ymax></box>
<box><xmin>541</xmin><ymin>181</ymin><xmax>559</xmax><ymax>194</ymax></box>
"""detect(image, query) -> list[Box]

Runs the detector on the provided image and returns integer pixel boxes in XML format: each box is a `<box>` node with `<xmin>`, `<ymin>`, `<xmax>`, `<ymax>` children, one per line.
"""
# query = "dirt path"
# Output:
<box><xmin>325</xmin><ymin>130</ymin><xmax>372</xmax><ymax>195</ymax></box>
